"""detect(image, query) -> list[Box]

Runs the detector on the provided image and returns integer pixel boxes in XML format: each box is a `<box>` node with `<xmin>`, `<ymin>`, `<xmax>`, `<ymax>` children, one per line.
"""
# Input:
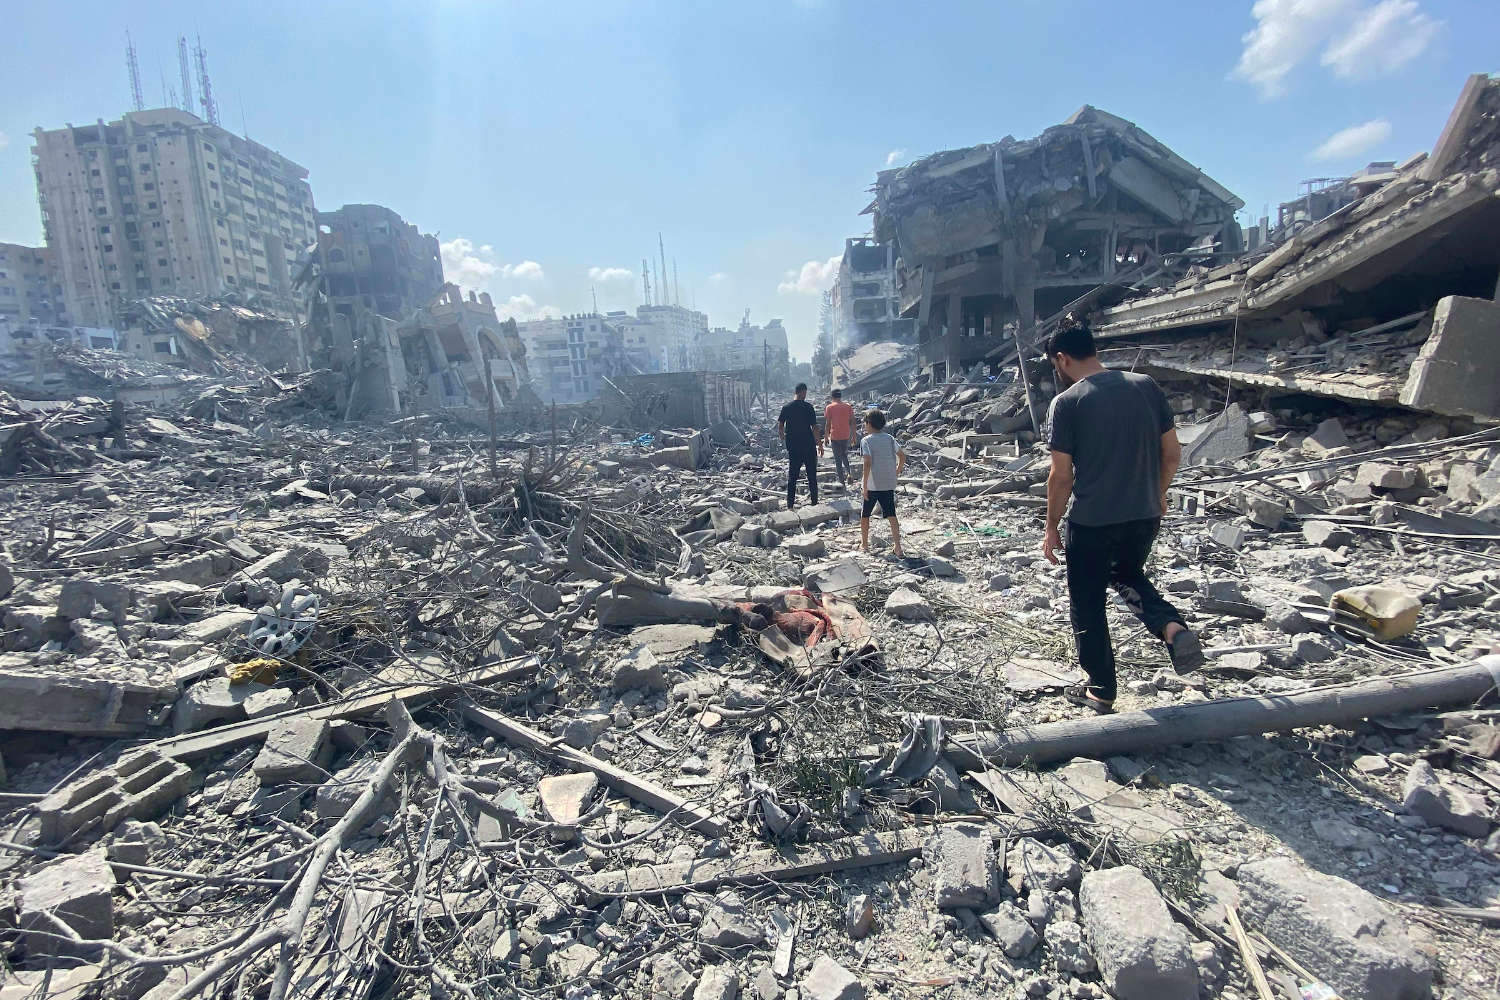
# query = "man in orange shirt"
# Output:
<box><xmin>823</xmin><ymin>389</ymin><xmax>857</xmax><ymax>488</ymax></box>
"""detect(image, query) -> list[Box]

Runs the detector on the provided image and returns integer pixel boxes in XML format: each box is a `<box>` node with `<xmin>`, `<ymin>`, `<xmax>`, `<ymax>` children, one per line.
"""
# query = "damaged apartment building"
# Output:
<box><xmin>298</xmin><ymin>204</ymin><xmax>536</xmax><ymax>419</ymax></box>
<box><xmin>868</xmin><ymin>105</ymin><xmax>1245</xmax><ymax>384</ymax></box>
<box><xmin>1090</xmin><ymin>73</ymin><xmax>1500</xmax><ymax>425</ymax></box>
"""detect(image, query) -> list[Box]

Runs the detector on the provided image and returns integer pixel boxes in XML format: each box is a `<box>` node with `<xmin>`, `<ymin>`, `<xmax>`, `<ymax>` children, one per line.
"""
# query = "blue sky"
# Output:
<box><xmin>2</xmin><ymin>1</ymin><xmax>1495</xmax><ymax>358</ymax></box>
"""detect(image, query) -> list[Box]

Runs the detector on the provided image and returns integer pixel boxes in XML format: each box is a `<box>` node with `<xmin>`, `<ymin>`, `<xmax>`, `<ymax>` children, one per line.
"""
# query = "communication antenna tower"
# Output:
<box><xmin>194</xmin><ymin>36</ymin><xmax>220</xmax><ymax>125</ymax></box>
<box><xmin>641</xmin><ymin>258</ymin><xmax>652</xmax><ymax>307</ymax></box>
<box><xmin>126</xmin><ymin>32</ymin><xmax>144</xmax><ymax>111</ymax></box>
<box><xmin>177</xmin><ymin>36</ymin><xmax>196</xmax><ymax>114</ymax></box>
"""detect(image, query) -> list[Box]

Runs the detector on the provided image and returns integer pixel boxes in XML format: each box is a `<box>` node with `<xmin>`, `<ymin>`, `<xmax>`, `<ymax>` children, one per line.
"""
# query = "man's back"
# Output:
<box><xmin>824</xmin><ymin>401</ymin><xmax>854</xmax><ymax>441</ymax></box>
<box><xmin>780</xmin><ymin>399</ymin><xmax>817</xmax><ymax>451</ymax></box>
<box><xmin>1048</xmin><ymin>370</ymin><xmax>1174</xmax><ymax>527</ymax></box>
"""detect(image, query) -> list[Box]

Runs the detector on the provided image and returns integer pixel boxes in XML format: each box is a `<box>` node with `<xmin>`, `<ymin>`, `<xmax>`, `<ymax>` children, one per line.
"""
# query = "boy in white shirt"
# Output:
<box><xmin>859</xmin><ymin>409</ymin><xmax>907</xmax><ymax>557</ymax></box>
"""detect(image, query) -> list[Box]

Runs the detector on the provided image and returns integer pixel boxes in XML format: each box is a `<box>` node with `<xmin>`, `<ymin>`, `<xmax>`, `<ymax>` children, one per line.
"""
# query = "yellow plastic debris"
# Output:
<box><xmin>228</xmin><ymin>657</ymin><xmax>280</xmax><ymax>686</ymax></box>
<box><xmin>1329</xmin><ymin>584</ymin><xmax>1422</xmax><ymax>640</ymax></box>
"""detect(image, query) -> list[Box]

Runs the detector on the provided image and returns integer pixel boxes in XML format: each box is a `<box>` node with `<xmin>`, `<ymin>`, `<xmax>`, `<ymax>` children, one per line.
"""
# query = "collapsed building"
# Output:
<box><xmin>1091</xmin><ymin>73</ymin><xmax>1500</xmax><ymax>424</ymax></box>
<box><xmin>828</xmin><ymin>237</ymin><xmax>915</xmax><ymax>351</ymax></box>
<box><xmin>869</xmin><ymin>105</ymin><xmax>1245</xmax><ymax>383</ymax></box>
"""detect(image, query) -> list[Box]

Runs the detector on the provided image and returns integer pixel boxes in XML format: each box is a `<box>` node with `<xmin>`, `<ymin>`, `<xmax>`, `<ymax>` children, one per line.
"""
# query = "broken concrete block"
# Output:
<box><xmin>1402</xmin><ymin>760</ymin><xmax>1491</xmax><ymax>836</ymax></box>
<box><xmin>547</xmin><ymin>942</ymin><xmax>601</xmax><ymax>982</ymax></box>
<box><xmin>1079</xmin><ymin>865</ymin><xmax>1197</xmax><ymax>1000</ymax></box>
<box><xmin>1293</xmin><ymin>636</ymin><xmax>1335</xmax><ymax>664</ymax></box>
<box><xmin>1046</xmin><ymin>919</ymin><xmax>1095</xmax><ymax>974</ymax></box>
<box><xmin>759</xmin><ymin>529</ymin><xmax>782</xmax><ymax>548</ymax></box>
<box><xmin>612</xmin><ymin>645</ymin><xmax>666</xmax><ymax>693</ymax></box>
<box><xmin>1400</xmin><ymin>295</ymin><xmax>1500</xmax><ymax>421</ymax></box>
<box><xmin>242</xmin><ymin>687</ymin><xmax>295</xmax><ymax>718</ymax></box>
<box><xmin>1302</xmin><ymin>520</ymin><xmax>1354</xmax><ymax>549</ymax></box>
<box><xmin>538</xmin><ymin>772</ymin><xmax>598</xmax><ymax>826</ymax></box>
<box><xmin>733</xmin><ymin>525</ymin><xmax>760</xmax><ymax>546</ymax></box>
<box><xmin>1210</xmin><ymin>522</ymin><xmax>1247</xmax><ymax>549</ymax></box>
<box><xmin>1356</xmin><ymin>462</ymin><xmax>1418</xmax><ymax>491</ymax></box>
<box><xmin>37</xmin><ymin>749</ymin><xmax>190</xmax><ymax>846</ymax></box>
<box><xmin>783</xmin><ymin>535</ymin><xmax>827</xmax><ymax>558</ymax></box>
<box><xmin>988</xmin><ymin>572</ymin><xmax>1013</xmax><ymax>591</ymax></box>
<box><xmin>884</xmin><ymin>586</ymin><xmax>933</xmax><ymax>621</ymax></box>
<box><xmin>1241</xmin><ymin>495</ymin><xmax>1286</xmax><ymax>530</ymax></box>
<box><xmin>693</xmin><ymin>964</ymin><xmax>741</xmax><ymax>1000</ymax></box>
<box><xmin>1179</xmin><ymin>403</ymin><xmax>1250</xmax><ymax>466</ymax></box>
<box><xmin>173</xmin><ymin>675</ymin><xmax>272</xmax><ymax>733</ymax></box>
<box><xmin>803</xmin><ymin>558</ymin><xmax>866</xmax><ymax>594</ymax></box>
<box><xmin>1007</xmin><ymin>837</ymin><xmax>1080</xmax><ymax>892</ymax></box>
<box><xmin>980</xmin><ymin>901</ymin><xmax>1038</xmax><ymax>957</ymax></box>
<box><xmin>767</xmin><ymin>510</ymin><xmax>801</xmax><ymax>534</ymax></box>
<box><xmin>925</xmin><ymin>555</ymin><xmax>958</xmax><ymax>578</ymax></box>
<box><xmin>253</xmin><ymin>715</ymin><xmax>330</xmax><ymax>785</ymax></box>
<box><xmin>930</xmin><ymin>823</ymin><xmax>999</xmax><ymax>909</ymax></box>
<box><xmin>560</xmin><ymin>712</ymin><xmax>611</xmax><ymax>749</ymax></box>
<box><xmin>16</xmin><ymin>849</ymin><xmax>115</xmax><ymax>955</ymax></box>
<box><xmin>710</xmin><ymin>421</ymin><xmax>746</xmax><ymax>446</ymax></box>
<box><xmin>801</xmin><ymin>955</ymin><xmax>864</xmax><ymax>1000</ymax></box>
<box><xmin>315</xmin><ymin>756</ymin><xmax>393</xmax><ymax>820</ymax></box>
<box><xmin>1238</xmin><ymin>856</ymin><xmax>1432</xmax><ymax>1000</ymax></box>
<box><xmin>698</xmin><ymin>891</ymin><xmax>764</xmax><ymax>949</ymax></box>
<box><xmin>0</xmin><ymin>558</ymin><xmax>13</xmax><ymax>601</ymax></box>
<box><xmin>845</xmin><ymin>893</ymin><xmax>874</xmax><ymax>939</ymax></box>
<box><xmin>56</xmin><ymin>579</ymin><xmax>97</xmax><ymax>620</ymax></box>
<box><xmin>1303</xmin><ymin>417</ymin><xmax>1350</xmax><ymax>456</ymax></box>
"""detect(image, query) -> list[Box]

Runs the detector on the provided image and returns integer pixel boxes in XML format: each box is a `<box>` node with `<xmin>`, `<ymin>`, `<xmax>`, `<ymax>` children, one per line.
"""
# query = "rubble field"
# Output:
<box><xmin>1</xmin><ymin>358</ymin><xmax>1499</xmax><ymax>1000</ymax></box>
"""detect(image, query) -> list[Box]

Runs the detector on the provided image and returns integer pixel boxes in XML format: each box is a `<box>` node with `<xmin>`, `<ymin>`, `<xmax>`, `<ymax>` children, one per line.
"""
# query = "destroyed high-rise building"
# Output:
<box><xmin>869</xmin><ymin>106</ymin><xmax>1244</xmax><ymax>382</ymax></box>
<box><xmin>0</xmin><ymin>244</ymin><xmax>69</xmax><ymax>329</ymax></box>
<box><xmin>30</xmin><ymin>108</ymin><xmax>317</xmax><ymax>327</ymax></box>
<box><xmin>829</xmin><ymin>237</ymin><xmax>914</xmax><ymax>350</ymax></box>
<box><xmin>518</xmin><ymin>313</ymin><xmax>628</xmax><ymax>405</ymax></box>
<box><xmin>312</xmin><ymin>204</ymin><xmax>444</xmax><ymax>321</ymax></box>
<box><xmin>697</xmin><ymin>317</ymin><xmax>791</xmax><ymax>375</ymax></box>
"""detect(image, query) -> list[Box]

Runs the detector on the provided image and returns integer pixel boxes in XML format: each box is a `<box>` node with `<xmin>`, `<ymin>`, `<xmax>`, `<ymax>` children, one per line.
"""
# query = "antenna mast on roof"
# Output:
<box><xmin>642</xmin><ymin>258</ymin><xmax>652</xmax><ymax>307</ymax></box>
<box><xmin>673</xmin><ymin>258</ymin><xmax>680</xmax><ymax>307</ymax></box>
<box><xmin>126</xmin><ymin>32</ymin><xmax>144</xmax><ymax>111</ymax></box>
<box><xmin>658</xmin><ymin>233</ymin><xmax>670</xmax><ymax>310</ymax></box>
<box><xmin>177</xmin><ymin>36</ymin><xmax>196</xmax><ymax>115</ymax></box>
<box><xmin>194</xmin><ymin>35</ymin><xmax>220</xmax><ymax>125</ymax></box>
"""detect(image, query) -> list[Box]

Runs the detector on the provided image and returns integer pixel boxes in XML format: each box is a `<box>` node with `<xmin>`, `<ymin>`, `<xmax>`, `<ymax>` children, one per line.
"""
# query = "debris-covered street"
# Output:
<box><xmin>3</xmin><ymin>19</ymin><xmax>1500</xmax><ymax>1000</ymax></box>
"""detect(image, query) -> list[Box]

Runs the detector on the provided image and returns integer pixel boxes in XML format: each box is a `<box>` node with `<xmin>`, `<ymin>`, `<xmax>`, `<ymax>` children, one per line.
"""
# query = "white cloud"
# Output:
<box><xmin>588</xmin><ymin>266</ymin><xmax>633</xmax><ymax>282</ymax></box>
<box><xmin>708</xmin><ymin>272</ymin><xmax>729</xmax><ymax>284</ymax></box>
<box><xmin>885</xmin><ymin>148</ymin><xmax>907</xmax><ymax>167</ymax></box>
<box><xmin>1311</xmin><ymin>118</ymin><xmax>1392</xmax><ymax>160</ymax></box>
<box><xmin>1233</xmin><ymin>0</ymin><xmax>1354</xmax><ymax>98</ymax></box>
<box><xmin>439</xmin><ymin>238</ymin><xmax>545</xmax><ymax>286</ymax></box>
<box><xmin>1321</xmin><ymin>0</ymin><xmax>1441</xmax><ymax>81</ymax></box>
<box><xmin>778</xmin><ymin>256</ymin><xmax>842</xmax><ymax>296</ymax></box>
<box><xmin>505</xmin><ymin>260</ymin><xmax>544</xmax><ymax>280</ymax></box>
<box><xmin>495</xmin><ymin>293</ymin><xmax>561</xmax><ymax>322</ymax></box>
<box><xmin>1232</xmin><ymin>0</ymin><xmax>1440</xmax><ymax>97</ymax></box>
<box><xmin>0</xmin><ymin>130</ymin><xmax>9</xmax><ymax>151</ymax></box>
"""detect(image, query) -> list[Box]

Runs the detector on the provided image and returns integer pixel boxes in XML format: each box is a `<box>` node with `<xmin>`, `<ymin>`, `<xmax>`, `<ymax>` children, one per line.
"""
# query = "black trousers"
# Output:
<box><xmin>1064</xmin><ymin>517</ymin><xmax>1185</xmax><ymax>702</ymax></box>
<box><xmin>786</xmin><ymin>447</ymin><xmax>818</xmax><ymax>508</ymax></box>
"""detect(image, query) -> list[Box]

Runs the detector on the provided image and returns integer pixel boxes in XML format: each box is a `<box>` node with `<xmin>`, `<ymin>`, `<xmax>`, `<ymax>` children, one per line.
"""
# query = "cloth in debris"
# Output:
<box><xmin>860</xmin><ymin>714</ymin><xmax>947</xmax><ymax>787</ymax></box>
<box><xmin>733</xmin><ymin>589</ymin><xmax>876</xmax><ymax>675</ymax></box>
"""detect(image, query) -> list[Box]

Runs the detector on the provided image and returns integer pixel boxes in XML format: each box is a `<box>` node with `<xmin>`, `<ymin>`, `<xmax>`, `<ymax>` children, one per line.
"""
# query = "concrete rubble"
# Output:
<box><xmin>1</xmin><ymin>75</ymin><xmax>1499</xmax><ymax>1000</ymax></box>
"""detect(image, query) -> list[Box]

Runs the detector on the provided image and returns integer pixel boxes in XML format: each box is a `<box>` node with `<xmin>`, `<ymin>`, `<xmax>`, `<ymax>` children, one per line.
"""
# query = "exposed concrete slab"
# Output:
<box><xmin>1400</xmin><ymin>296</ymin><xmax>1500</xmax><ymax>420</ymax></box>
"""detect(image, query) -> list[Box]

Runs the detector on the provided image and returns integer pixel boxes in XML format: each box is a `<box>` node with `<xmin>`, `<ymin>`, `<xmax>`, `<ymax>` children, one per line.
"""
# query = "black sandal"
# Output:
<box><xmin>1064</xmin><ymin>685</ymin><xmax>1115</xmax><ymax>714</ymax></box>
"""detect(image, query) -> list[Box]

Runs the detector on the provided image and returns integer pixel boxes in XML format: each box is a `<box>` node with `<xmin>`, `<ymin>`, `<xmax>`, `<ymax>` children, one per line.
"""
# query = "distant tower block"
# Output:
<box><xmin>126</xmin><ymin>32</ymin><xmax>144</xmax><ymax>111</ymax></box>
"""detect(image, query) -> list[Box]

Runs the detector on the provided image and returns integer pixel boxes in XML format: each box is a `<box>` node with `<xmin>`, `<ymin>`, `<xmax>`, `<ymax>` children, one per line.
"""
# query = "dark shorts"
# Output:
<box><xmin>861</xmin><ymin>490</ymin><xmax>896</xmax><ymax>518</ymax></box>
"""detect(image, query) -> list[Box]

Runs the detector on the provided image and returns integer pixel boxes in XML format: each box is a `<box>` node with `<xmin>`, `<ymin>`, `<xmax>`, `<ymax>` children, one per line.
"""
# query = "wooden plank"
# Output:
<box><xmin>459</xmin><ymin>700</ymin><xmax>728</xmax><ymax>838</ymax></box>
<box><xmin>151</xmin><ymin>657</ymin><xmax>540</xmax><ymax>761</ymax></box>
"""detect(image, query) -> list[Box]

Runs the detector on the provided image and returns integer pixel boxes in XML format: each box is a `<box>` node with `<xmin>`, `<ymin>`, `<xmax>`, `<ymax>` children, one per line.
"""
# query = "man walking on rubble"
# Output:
<box><xmin>1041</xmin><ymin>318</ymin><xmax>1204</xmax><ymax>713</ymax></box>
<box><xmin>824</xmin><ymin>388</ymin><xmax>857</xmax><ymax>489</ymax></box>
<box><xmin>778</xmin><ymin>382</ymin><xmax>823</xmax><ymax>509</ymax></box>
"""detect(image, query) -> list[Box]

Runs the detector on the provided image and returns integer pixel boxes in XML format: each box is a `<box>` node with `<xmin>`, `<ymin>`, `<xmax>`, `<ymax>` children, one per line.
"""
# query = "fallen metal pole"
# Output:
<box><xmin>947</xmin><ymin>657</ymin><xmax>1500</xmax><ymax>770</ymax></box>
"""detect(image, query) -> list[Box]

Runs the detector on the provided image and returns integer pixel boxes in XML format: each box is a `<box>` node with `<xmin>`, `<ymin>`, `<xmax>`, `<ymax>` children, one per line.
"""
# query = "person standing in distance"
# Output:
<box><xmin>824</xmin><ymin>388</ymin><xmax>857</xmax><ymax>489</ymax></box>
<box><xmin>1041</xmin><ymin>317</ymin><xmax>1204</xmax><ymax>713</ymax></box>
<box><xmin>859</xmin><ymin>409</ymin><xmax>906</xmax><ymax>557</ymax></box>
<box><xmin>778</xmin><ymin>382</ymin><xmax>823</xmax><ymax>510</ymax></box>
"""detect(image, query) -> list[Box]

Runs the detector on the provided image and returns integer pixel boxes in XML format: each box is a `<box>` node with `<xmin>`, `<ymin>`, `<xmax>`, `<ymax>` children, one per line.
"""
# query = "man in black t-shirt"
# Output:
<box><xmin>1042</xmin><ymin>318</ymin><xmax>1204</xmax><ymax>714</ymax></box>
<box><xmin>777</xmin><ymin>382</ymin><xmax>823</xmax><ymax>509</ymax></box>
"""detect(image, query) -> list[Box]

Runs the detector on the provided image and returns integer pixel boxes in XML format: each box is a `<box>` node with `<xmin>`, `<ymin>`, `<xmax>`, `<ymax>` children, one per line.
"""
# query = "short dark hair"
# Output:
<box><xmin>864</xmin><ymin>409</ymin><xmax>886</xmax><ymax>430</ymax></box>
<box><xmin>1048</xmin><ymin>317</ymin><xmax>1096</xmax><ymax>361</ymax></box>
<box><xmin>831</xmin><ymin>388</ymin><xmax>842</xmax><ymax>398</ymax></box>
<box><xmin>795</xmin><ymin>382</ymin><xmax>808</xmax><ymax>393</ymax></box>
